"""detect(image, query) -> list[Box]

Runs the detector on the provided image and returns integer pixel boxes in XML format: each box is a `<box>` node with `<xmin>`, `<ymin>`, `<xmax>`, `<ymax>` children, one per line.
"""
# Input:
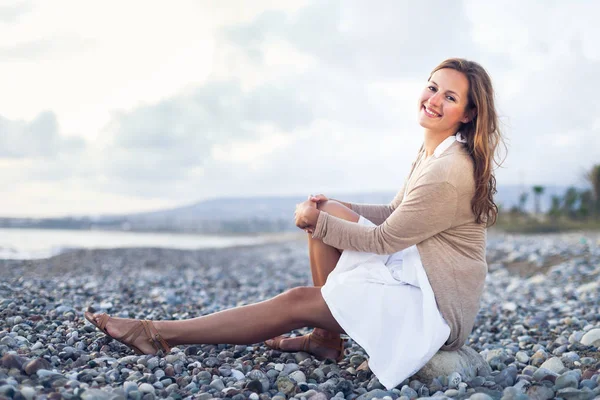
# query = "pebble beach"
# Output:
<box><xmin>1</xmin><ymin>232</ymin><xmax>600</xmax><ymax>400</ymax></box>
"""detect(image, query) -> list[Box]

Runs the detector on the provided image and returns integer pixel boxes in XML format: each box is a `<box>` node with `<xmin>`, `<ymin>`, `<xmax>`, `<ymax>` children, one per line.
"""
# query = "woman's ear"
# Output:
<box><xmin>461</xmin><ymin>108</ymin><xmax>476</xmax><ymax>124</ymax></box>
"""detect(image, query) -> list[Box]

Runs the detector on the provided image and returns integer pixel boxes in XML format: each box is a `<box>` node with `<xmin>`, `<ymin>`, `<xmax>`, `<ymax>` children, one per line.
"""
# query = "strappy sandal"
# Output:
<box><xmin>84</xmin><ymin>311</ymin><xmax>171</xmax><ymax>355</ymax></box>
<box><xmin>265</xmin><ymin>332</ymin><xmax>347</xmax><ymax>362</ymax></box>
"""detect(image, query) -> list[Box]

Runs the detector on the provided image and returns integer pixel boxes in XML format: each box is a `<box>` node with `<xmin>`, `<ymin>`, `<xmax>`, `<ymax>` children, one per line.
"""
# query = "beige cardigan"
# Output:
<box><xmin>312</xmin><ymin>140</ymin><xmax>487</xmax><ymax>350</ymax></box>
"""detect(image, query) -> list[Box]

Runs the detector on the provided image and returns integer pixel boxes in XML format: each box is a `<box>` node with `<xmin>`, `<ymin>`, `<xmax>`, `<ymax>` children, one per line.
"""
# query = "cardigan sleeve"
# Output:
<box><xmin>344</xmin><ymin>185</ymin><xmax>405</xmax><ymax>225</ymax></box>
<box><xmin>312</xmin><ymin>182</ymin><xmax>457</xmax><ymax>254</ymax></box>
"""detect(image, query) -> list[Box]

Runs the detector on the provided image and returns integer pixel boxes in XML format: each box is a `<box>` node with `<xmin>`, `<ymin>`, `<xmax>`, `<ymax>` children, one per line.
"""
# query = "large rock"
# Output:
<box><xmin>414</xmin><ymin>346</ymin><xmax>491</xmax><ymax>383</ymax></box>
<box><xmin>580</xmin><ymin>329</ymin><xmax>600</xmax><ymax>347</ymax></box>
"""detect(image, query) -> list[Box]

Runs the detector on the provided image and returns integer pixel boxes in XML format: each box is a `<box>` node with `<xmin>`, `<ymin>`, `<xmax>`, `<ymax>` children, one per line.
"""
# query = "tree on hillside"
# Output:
<box><xmin>586</xmin><ymin>164</ymin><xmax>600</xmax><ymax>218</ymax></box>
<box><xmin>548</xmin><ymin>195</ymin><xmax>562</xmax><ymax>221</ymax></box>
<box><xmin>579</xmin><ymin>190</ymin><xmax>593</xmax><ymax>219</ymax></box>
<box><xmin>532</xmin><ymin>185</ymin><xmax>545</xmax><ymax>215</ymax></box>
<box><xmin>563</xmin><ymin>187</ymin><xmax>579</xmax><ymax>219</ymax></box>
<box><xmin>518</xmin><ymin>192</ymin><xmax>529</xmax><ymax>214</ymax></box>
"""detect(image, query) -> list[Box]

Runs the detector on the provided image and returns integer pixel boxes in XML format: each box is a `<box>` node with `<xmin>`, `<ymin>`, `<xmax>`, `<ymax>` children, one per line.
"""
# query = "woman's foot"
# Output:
<box><xmin>265</xmin><ymin>330</ymin><xmax>345</xmax><ymax>361</ymax></box>
<box><xmin>84</xmin><ymin>311</ymin><xmax>171</xmax><ymax>355</ymax></box>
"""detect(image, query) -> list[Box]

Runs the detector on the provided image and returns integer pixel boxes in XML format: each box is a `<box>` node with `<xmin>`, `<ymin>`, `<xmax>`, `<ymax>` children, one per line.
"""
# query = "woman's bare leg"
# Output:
<box><xmin>273</xmin><ymin>201</ymin><xmax>360</xmax><ymax>354</ymax></box>
<box><xmin>88</xmin><ymin>287</ymin><xmax>344</xmax><ymax>356</ymax></box>
<box><xmin>308</xmin><ymin>200</ymin><xmax>360</xmax><ymax>286</ymax></box>
<box><xmin>91</xmin><ymin>201</ymin><xmax>362</xmax><ymax>358</ymax></box>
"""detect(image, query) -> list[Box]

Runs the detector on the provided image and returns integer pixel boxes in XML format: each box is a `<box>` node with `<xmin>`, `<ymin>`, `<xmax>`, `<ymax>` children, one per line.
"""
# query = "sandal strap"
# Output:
<box><xmin>307</xmin><ymin>333</ymin><xmax>346</xmax><ymax>361</ymax></box>
<box><xmin>266</xmin><ymin>336</ymin><xmax>286</xmax><ymax>350</ymax></box>
<box><xmin>308</xmin><ymin>332</ymin><xmax>344</xmax><ymax>352</ymax></box>
<box><xmin>144</xmin><ymin>320</ymin><xmax>171</xmax><ymax>353</ymax></box>
<box><xmin>118</xmin><ymin>321</ymin><xmax>147</xmax><ymax>346</ymax></box>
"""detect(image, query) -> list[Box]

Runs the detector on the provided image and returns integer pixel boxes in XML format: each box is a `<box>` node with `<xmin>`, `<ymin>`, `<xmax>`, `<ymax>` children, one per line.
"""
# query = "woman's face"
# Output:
<box><xmin>417</xmin><ymin>68</ymin><xmax>472</xmax><ymax>134</ymax></box>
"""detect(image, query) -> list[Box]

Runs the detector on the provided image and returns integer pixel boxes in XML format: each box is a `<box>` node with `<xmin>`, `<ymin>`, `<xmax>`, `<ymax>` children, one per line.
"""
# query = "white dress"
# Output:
<box><xmin>320</xmin><ymin>135</ymin><xmax>466</xmax><ymax>389</ymax></box>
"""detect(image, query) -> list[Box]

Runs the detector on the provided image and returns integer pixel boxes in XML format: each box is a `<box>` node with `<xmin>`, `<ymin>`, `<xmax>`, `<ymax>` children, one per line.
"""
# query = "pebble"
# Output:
<box><xmin>289</xmin><ymin>370</ymin><xmax>307</xmax><ymax>383</ymax></box>
<box><xmin>539</xmin><ymin>357</ymin><xmax>566</xmax><ymax>374</ymax></box>
<box><xmin>138</xmin><ymin>383</ymin><xmax>155</xmax><ymax>394</ymax></box>
<box><xmin>515</xmin><ymin>351</ymin><xmax>529</xmax><ymax>364</ymax></box>
<box><xmin>580</xmin><ymin>328</ymin><xmax>600</xmax><ymax>346</ymax></box>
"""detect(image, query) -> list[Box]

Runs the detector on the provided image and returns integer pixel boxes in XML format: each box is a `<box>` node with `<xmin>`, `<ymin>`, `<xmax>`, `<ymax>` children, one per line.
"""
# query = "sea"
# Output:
<box><xmin>0</xmin><ymin>228</ymin><xmax>300</xmax><ymax>260</ymax></box>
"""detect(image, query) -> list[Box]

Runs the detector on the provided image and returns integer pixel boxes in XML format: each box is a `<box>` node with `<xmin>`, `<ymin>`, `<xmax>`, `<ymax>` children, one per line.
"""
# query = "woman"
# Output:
<box><xmin>85</xmin><ymin>58</ymin><xmax>503</xmax><ymax>389</ymax></box>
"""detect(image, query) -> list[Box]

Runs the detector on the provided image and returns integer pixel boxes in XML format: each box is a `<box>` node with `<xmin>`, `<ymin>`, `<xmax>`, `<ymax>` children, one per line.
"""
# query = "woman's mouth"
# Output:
<box><xmin>422</xmin><ymin>105</ymin><xmax>441</xmax><ymax>118</ymax></box>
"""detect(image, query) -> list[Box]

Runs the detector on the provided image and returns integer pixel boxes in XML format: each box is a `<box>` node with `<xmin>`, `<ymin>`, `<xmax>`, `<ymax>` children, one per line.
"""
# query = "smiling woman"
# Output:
<box><xmin>84</xmin><ymin>58</ymin><xmax>505</xmax><ymax>389</ymax></box>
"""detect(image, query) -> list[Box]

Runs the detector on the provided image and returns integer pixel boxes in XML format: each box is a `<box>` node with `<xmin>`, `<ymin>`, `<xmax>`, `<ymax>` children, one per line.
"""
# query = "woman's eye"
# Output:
<box><xmin>428</xmin><ymin>86</ymin><xmax>437</xmax><ymax>92</ymax></box>
<box><xmin>446</xmin><ymin>96</ymin><xmax>456</xmax><ymax>102</ymax></box>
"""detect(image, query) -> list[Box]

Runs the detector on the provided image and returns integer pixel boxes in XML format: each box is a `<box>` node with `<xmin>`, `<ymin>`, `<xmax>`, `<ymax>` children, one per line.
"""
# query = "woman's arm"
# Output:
<box><xmin>338</xmin><ymin>184</ymin><xmax>406</xmax><ymax>225</ymax></box>
<box><xmin>311</xmin><ymin>182</ymin><xmax>457</xmax><ymax>254</ymax></box>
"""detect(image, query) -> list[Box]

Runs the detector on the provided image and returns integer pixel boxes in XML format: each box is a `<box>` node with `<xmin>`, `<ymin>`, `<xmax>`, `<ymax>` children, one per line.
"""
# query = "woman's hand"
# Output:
<box><xmin>295</xmin><ymin>198</ymin><xmax>320</xmax><ymax>233</ymax></box>
<box><xmin>309</xmin><ymin>193</ymin><xmax>329</xmax><ymax>204</ymax></box>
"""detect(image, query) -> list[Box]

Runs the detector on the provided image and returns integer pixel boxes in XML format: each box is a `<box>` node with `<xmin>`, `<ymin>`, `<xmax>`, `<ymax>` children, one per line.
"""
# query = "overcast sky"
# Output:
<box><xmin>1</xmin><ymin>0</ymin><xmax>599</xmax><ymax>217</ymax></box>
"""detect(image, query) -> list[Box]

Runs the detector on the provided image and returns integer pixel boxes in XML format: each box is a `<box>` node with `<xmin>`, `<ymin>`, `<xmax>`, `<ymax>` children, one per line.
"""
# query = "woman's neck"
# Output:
<box><xmin>423</xmin><ymin>129</ymin><xmax>455</xmax><ymax>157</ymax></box>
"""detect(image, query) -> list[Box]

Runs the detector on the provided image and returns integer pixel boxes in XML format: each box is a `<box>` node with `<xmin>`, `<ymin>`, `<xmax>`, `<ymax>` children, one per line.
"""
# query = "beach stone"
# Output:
<box><xmin>289</xmin><ymin>370</ymin><xmax>307</xmax><ymax>384</ymax></box>
<box><xmin>532</xmin><ymin>368</ymin><xmax>558</xmax><ymax>383</ymax></box>
<box><xmin>1</xmin><ymin>353</ymin><xmax>25</xmax><ymax>369</ymax></box>
<box><xmin>19</xmin><ymin>386</ymin><xmax>36</xmax><ymax>400</ymax></box>
<box><xmin>128</xmin><ymin>391</ymin><xmax>142</xmax><ymax>400</ymax></box>
<box><xmin>580</xmin><ymin>329</ymin><xmax>600</xmax><ymax>347</ymax></box>
<box><xmin>282</xmin><ymin>363</ymin><xmax>299</xmax><ymax>375</ymax></box>
<box><xmin>468</xmin><ymin>393</ymin><xmax>493</xmax><ymax>400</ymax></box>
<box><xmin>530</xmin><ymin>350</ymin><xmax>548</xmax><ymax>367</ymax></box>
<box><xmin>80</xmin><ymin>388</ymin><xmax>116</xmax><ymax>400</ymax></box>
<box><xmin>400</xmin><ymin>385</ymin><xmax>418</xmax><ymax>399</ymax></box>
<box><xmin>24</xmin><ymin>357</ymin><xmax>51</xmax><ymax>375</ymax></box>
<box><xmin>245</xmin><ymin>380</ymin><xmax>264</xmax><ymax>393</ymax></box>
<box><xmin>246</xmin><ymin>370</ymin><xmax>270</xmax><ymax>392</ymax></box>
<box><xmin>501</xmin><ymin>386</ymin><xmax>529</xmax><ymax>400</ymax></box>
<box><xmin>555</xmin><ymin>371</ymin><xmax>579</xmax><ymax>389</ymax></box>
<box><xmin>356</xmin><ymin>389</ymin><xmax>392</xmax><ymax>400</ymax></box>
<box><xmin>539</xmin><ymin>357</ymin><xmax>565</xmax><ymax>374</ymax></box>
<box><xmin>515</xmin><ymin>351</ymin><xmax>529</xmax><ymax>364</ymax></box>
<box><xmin>276</xmin><ymin>377</ymin><xmax>296</xmax><ymax>395</ymax></box>
<box><xmin>414</xmin><ymin>346</ymin><xmax>491</xmax><ymax>383</ymax></box>
<box><xmin>556</xmin><ymin>387</ymin><xmax>595</xmax><ymax>400</ymax></box>
<box><xmin>526</xmin><ymin>384</ymin><xmax>555</xmax><ymax>400</ymax></box>
<box><xmin>122</xmin><ymin>382</ymin><xmax>137</xmax><ymax>393</ymax></box>
<box><xmin>334</xmin><ymin>380</ymin><xmax>353</xmax><ymax>396</ymax></box>
<box><xmin>494</xmin><ymin>366</ymin><xmax>518</xmax><ymax>387</ymax></box>
<box><xmin>231</xmin><ymin>369</ymin><xmax>245</xmax><ymax>381</ymax></box>
<box><xmin>0</xmin><ymin>385</ymin><xmax>16</xmax><ymax>398</ymax></box>
<box><xmin>210</xmin><ymin>378</ymin><xmax>225</xmax><ymax>391</ymax></box>
<box><xmin>138</xmin><ymin>383</ymin><xmax>155</xmax><ymax>394</ymax></box>
<box><xmin>581</xmin><ymin>379</ymin><xmax>597</xmax><ymax>390</ymax></box>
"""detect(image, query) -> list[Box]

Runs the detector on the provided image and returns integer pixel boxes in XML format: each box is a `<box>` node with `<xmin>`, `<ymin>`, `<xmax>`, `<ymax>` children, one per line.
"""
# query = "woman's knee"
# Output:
<box><xmin>282</xmin><ymin>286</ymin><xmax>318</xmax><ymax>304</ymax></box>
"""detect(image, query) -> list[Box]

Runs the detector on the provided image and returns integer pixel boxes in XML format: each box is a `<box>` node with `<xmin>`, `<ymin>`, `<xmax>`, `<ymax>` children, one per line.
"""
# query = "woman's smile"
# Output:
<box><xmin>422</xmin><ymin>105</ymin><xmax>442</xmax><ymax>118</ymax></box>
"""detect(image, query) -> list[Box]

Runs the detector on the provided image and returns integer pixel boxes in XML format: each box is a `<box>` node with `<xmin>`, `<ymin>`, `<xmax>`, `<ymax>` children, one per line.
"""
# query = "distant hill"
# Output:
<box><xmin>0</xmin><ymin>184</ymin><xmax>582</xmax><ymax>233</ymax></box>
<box><xmin>116</xmin><ymin>184</ymin><xmax>574</xmax><ymax>231</ymax></box>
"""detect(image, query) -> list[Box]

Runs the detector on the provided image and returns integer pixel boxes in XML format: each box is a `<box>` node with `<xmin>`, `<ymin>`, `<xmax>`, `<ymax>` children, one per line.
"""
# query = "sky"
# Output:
<box><xmin>1</xmin><ymin>0</ymin><xmax>599</xmax><ymax>217</ymax></box>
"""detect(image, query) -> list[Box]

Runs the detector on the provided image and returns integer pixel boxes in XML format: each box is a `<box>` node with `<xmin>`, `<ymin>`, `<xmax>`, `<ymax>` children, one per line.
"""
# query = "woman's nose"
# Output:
<box><xmin>428</xmin><ymin>92</ymin><xmax>442</xmax><ymax>106</ymax></box>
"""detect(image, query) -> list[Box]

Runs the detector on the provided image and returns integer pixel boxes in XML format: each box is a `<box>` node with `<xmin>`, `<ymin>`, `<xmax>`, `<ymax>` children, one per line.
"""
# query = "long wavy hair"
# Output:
<box><xmin>430</xmin><ymin>58</ymin><xmax>505</xmax><ymax>226</ymax></box>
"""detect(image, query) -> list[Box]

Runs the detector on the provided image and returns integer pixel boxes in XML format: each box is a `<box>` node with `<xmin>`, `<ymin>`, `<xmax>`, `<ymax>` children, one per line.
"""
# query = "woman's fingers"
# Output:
<box><xmin>311</xmin><ymin>193</ymin><xmax>328</xmax><ymax>202</ymax></box>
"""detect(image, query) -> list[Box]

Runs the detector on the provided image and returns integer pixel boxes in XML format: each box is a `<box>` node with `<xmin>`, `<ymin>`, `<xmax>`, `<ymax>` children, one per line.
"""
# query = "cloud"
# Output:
<box><xmin>0</xmin><ymin>111</ymin><xmax>85</xmax><ymax>159</ymax></box>
<box><xmin>0</xmin><ymin>35</ymin><xmax>95</xmax><ymax>61</ymax></box>
<box><xmin>224</xmin><ymin>0</ymin><xmax>476</xmax><ymax>78</ymax></box>
<box><xmin>0</xmin><ymin>1</ymin><xmax>31</xmax><ymax>24</ymax></box>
